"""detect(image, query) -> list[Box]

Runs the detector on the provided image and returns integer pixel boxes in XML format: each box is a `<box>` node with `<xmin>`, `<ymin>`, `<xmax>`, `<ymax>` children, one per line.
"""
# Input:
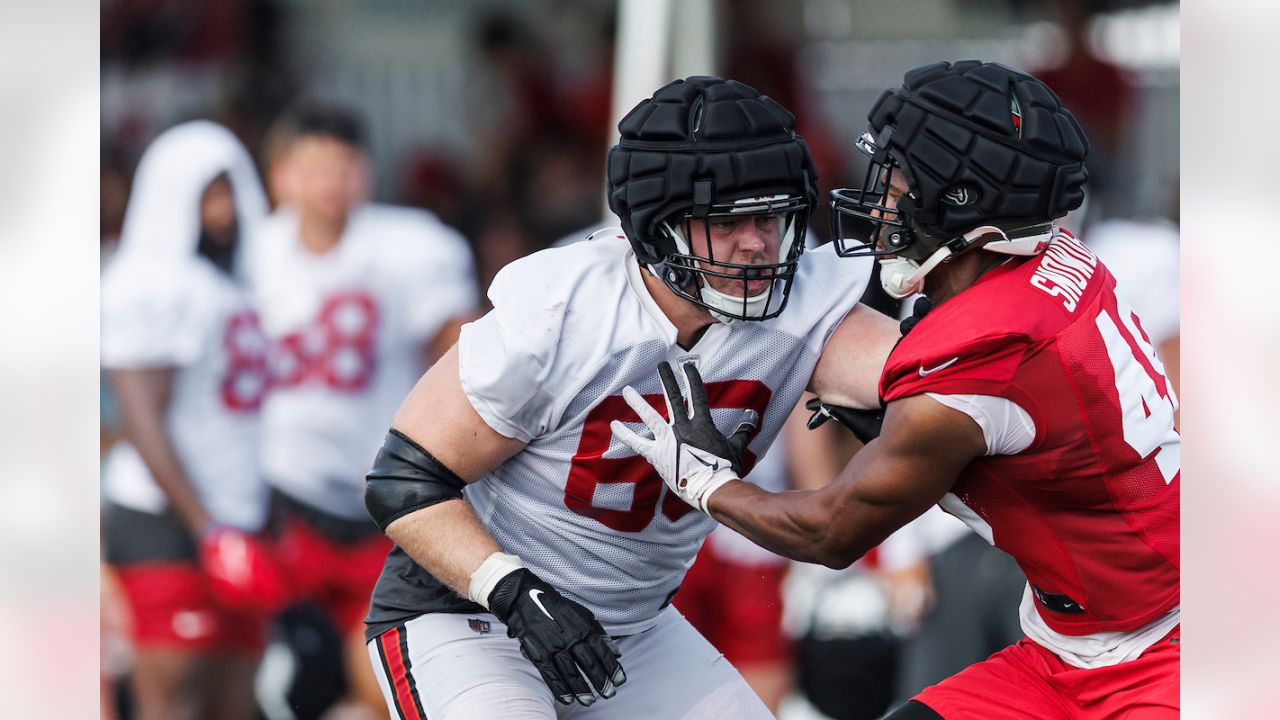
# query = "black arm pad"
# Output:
<box><xmin>364</xmin><ymin>429</ymin><xmax>467</xmax><ymax>531</ymax></box>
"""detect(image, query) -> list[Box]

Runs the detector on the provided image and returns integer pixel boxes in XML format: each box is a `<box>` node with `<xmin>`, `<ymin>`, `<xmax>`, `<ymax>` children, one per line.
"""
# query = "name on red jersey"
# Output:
<box><xmin>1028</xmin><ymin>232</ymin><xmax>1098</xmax><ymax>312</ymax></box>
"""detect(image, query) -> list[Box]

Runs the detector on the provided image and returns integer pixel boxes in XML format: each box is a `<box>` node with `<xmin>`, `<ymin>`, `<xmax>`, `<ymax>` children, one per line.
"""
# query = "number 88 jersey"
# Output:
<box><xmin>365</xmin><ymin>231</ymin><xmax>869</xmax><ymax>637</ymax></box>
<box><xmin>879</xmin><ymin>230</ymin><xmax>1179</xmax><ymax>637</ymax></box>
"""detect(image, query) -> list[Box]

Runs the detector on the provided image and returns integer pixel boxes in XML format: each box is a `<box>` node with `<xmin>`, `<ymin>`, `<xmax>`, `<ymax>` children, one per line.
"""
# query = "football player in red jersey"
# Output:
<box><xmin>617</xmin><ymin>61</ymin><xmax>1179</xmax><ymax>719</ymax></box>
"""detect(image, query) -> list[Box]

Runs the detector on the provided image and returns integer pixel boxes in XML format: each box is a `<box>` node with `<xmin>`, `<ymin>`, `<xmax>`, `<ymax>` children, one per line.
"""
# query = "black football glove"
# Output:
<box><xmin>488</xmin><ymin>568</ymin><xmax>626</xmax><ymax>706</ymax></box>
<box><xmin>807</xmin><ymin>295</ymin><xmax>929</xmax><ymax>443</ymax></box>
<box><xmin>657</xmin><ymin>360</ymin><xmax>756</xmax><ymax>475</ymax></box>
<box><xmin>611</xmin><ymin>361</ymin><xmax>758</xmax><ymax>513</ymax></box>
<box><xmin>805</xmin><ymin>397</ymin><xmax>885</xmax><ymax>444</ymax></box>
<box><xmin>899</xmin><ymin>296</ymin><xmax>933</xmax><ymax>336</ymax></box>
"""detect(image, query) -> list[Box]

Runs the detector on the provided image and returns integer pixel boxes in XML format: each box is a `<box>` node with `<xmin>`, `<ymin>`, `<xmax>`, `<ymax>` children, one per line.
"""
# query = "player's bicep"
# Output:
<box><xmin>809</xmin><ymin>303</ymin><xmax>899</xmax><ymax>409</ymax></box>
<box><xmin>816</xmin><ymin>393</ymin><xmax>986</xmax><ymax>551</ymax></box>
<box><xmin>392</xmin><ymin>345</ymin><xmax>527</xmax><ymax>482</ymax></box>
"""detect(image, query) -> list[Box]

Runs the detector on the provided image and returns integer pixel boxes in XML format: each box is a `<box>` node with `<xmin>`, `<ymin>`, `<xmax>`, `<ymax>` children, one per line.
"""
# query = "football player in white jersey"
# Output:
<box><xmin>361</xmin><ymin>76</ymin><xmax>899</xmax><ymax>719</ymax></box>
<box><xmin>242</xmin><ymin>101</ymin><xmax>479</xmax><ymax>714</ymax></box>
<box><xmin>102</xmin><ymin>121</ymin><xmax>281</xmax><ymax>720</ymax></box>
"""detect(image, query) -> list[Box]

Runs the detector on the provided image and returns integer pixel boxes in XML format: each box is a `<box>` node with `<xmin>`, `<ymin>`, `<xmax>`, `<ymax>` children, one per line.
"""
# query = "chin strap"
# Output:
<box><xmin>880</xmin><ymin>243</ymin><xmax>955</xmax><ymax>299</ymax></box>
<box><xmin>983</xmin><ymin>223</ymin><xmax>1054</xmax><ymax>256</ymax></box>
<box><xmin>698</xmin><ymin>283</ymin><xmax>771</xmax><ymax>325</ymax></box>
<box><xmin>880</xmin><ymin>224</ymin><xmax>1055</xmax><ymax>299</ymax></box>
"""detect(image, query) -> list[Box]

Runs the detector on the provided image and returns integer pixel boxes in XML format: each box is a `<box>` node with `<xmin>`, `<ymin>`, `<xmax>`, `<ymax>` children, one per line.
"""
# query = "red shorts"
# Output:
<box><xmin>273</xmin><ymin>512</ymin><xmax>392</xmax><ymax>633</ymax></box>
<box><xmin>915</xmin><ymin>626</ymin><xmax>1180</xmax><ymax>719</ymax></box>
<box><xmin>114</xmin><ymin>562</ymin><xmax>267</xmax><ymax>655</ymax></box>
<box><xmin>674</xmin><ymin>542</ymin><xmax>790</xmax><ymax>666</ymax></box>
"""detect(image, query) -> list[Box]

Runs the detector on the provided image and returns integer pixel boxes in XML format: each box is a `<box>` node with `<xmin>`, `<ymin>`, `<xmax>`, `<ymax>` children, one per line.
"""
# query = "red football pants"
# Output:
<box><xmin>114</xmin><ymin>563</ymin><xmax>267</xmax><ymax>655</ymax></box>
<box><xmin>273</xmin><ymin>514</ymin><xmax>392</xmax><ymax>633</ymax></box>
<box><xmin>915</xmin><ymin>626</ymin><xmax>1179</xmax><ymax>719</ymax></box>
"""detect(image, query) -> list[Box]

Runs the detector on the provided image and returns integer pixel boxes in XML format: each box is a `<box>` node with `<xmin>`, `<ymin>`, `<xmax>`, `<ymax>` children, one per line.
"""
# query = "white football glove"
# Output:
<box><xmin>610</xmin><ymin>361</ymin><xmax>757</xmax><ymax>514</ymax></box>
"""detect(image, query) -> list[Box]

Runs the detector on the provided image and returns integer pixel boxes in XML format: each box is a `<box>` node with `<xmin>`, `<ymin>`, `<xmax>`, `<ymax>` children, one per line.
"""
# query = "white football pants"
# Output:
<box><xmin>368</xmin><ymin>605</ymin><xmax>775</xmax><ymax>719</ymax></box>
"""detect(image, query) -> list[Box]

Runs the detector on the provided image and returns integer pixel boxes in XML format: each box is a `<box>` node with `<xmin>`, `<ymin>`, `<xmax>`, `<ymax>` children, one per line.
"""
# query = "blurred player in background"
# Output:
<box><xmin>360</xmin><ymin>76</ymin><xmax>898</xmax><ymax>718</ymax></box>
<box><xmin>243</xmin><ymin>101</ymin><xmax>479</xmax><ymax>717</ymax></box>
<box><xmin>102</xmin><ymin>121</ymin><xmax>280</xmax><ymax>720</ymax></box>
<box><xmin>624</xmin><ymin>61</ymin><xmax>1179</xmax><ymax>719</ymax></box>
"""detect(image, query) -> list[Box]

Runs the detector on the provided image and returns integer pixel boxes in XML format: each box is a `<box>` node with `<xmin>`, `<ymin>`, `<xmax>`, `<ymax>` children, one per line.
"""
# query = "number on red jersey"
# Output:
<box><xmin>1095</xmin><ymin>297</ymin><xmax>1179</xmax><ymax>484</ymax></box>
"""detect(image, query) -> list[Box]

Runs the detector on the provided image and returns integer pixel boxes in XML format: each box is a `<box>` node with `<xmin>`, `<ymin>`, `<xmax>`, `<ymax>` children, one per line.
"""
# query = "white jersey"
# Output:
<box><xmin>102</xmin><ymin>261</ymin><xmax>270</xmax><ymax>529</ymax></box>
<box><xmin>243</xmin><ymin>203</ymin><xmax>477</xmax><ymax>518</ymax></box>
<box><xmin>101</xmin><ymin>120</ymin><xmax>270</xmax><ymax>531</ymax></box>
<box><xmin>457</xmin><ymin>232</ymin><xmax>868</xmax><ymax>634</ymax></box>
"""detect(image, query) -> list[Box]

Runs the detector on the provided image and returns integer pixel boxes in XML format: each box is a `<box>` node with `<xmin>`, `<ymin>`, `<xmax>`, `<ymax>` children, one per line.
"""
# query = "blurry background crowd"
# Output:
<box><xmin>100</xmin><ymin>0</ymin><xmax>1178</xmax><ymax>291</ymax></box>
<box><xmin>99</xmin><ymin>1</ymin><xmax>1179</xmax><ymax>719</ymax></box>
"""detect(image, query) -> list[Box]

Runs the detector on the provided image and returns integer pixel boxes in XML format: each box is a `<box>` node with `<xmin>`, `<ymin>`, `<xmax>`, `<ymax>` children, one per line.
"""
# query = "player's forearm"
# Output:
<box><xmin>128</xmin><ymin>427</ymin><xmax>213</xmax><ymax>535</ymax></box>
<box><xmin>707</xmin><ymin>480</ymin><xmax>870</xmax><ymax>569</ymax></box>
<box><xmin>385</xmin><ymin>499</ymin><xmax>505</xmax><ymax>596</ymax></box>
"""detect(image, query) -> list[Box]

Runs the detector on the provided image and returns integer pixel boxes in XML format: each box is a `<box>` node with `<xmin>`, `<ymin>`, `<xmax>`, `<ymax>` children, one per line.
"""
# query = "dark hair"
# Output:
<box><xmin>265</xmin><ymin>100</ymin><xmax>367</xmax><ymax>158</ymax></box>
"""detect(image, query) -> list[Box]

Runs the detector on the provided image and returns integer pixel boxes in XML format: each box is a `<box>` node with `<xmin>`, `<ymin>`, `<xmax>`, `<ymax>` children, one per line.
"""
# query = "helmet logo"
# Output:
<box><xmin>1010</xmin><ymin>95</ymin><xmax>1023</xmax><ymax>139</ymax></box>
<box><xmin>941</xmin><ymin>184</ymin><xmax>978</xmax><ymax>207</ymax></box>
<box><xmin>690</xmin><ymin>96</ymin><xmax>705</xmax><ymax>136</ymax></box>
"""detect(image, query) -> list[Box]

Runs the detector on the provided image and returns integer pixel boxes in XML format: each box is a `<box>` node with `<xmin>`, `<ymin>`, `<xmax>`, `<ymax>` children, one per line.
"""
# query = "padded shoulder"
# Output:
<box><xmin>459</xmin><ymin>236</ymin><xmax>636</xmax><ymax>442</ymax></box>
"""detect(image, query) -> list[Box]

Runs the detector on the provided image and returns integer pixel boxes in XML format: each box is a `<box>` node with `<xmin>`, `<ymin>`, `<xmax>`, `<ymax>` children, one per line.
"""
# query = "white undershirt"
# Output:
<box><xmin>926</xmin><ymin>393</ymin><xmax>1180</xmax><ymax>669</ymax></box>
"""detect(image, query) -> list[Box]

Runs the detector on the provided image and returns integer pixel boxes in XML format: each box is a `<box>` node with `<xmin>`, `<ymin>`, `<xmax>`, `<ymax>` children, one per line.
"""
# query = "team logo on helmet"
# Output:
<box><xmin>941</xmin><ymin>183</ymin><xmax>978</xmax><ymax>207</ymax></box>
<box><xmin>1011</xmin><ymin>95</ymin><xmax>1023</xmax><ymax>139</ymax></box>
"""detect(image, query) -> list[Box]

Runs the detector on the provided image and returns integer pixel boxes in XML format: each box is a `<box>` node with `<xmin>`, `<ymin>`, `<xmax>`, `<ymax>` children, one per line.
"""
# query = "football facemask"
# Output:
<box><xmin>830</xmin><ymin>133</ymin><xmax>931</xmax><ymax>262</ymax></box>
<box><xmin>657</xmin><ymin>194</ymin><xmax>809</xmax><ymax>324</ymax></box>
<box><xmin>831</xmin><ymin>133</ymin><xmax>1053</xmax><ymax>298</ymax></box>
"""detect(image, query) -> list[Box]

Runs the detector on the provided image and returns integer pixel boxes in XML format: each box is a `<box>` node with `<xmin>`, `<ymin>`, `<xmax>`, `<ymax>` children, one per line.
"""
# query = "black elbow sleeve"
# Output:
<box><xmin>365</xmin><ymin>429</ymin><xmax>467</xmax><ymax>531</ymax></box>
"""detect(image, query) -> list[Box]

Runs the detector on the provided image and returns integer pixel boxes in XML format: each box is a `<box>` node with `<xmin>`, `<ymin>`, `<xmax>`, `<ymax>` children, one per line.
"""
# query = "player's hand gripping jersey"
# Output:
<box><xmin>367</xmin><ymin>231</ymin><xmax>871</xmax><ymax>637</ymax></box>
<box><xmin>243</xmin><ymin>204</ymin><xmax>476</xmax><ymax>518</ymax></box>
<box><xmin>880</xmin><ymin>230</ymin><xmax>1179</xmax><ymax>639</ymax></box>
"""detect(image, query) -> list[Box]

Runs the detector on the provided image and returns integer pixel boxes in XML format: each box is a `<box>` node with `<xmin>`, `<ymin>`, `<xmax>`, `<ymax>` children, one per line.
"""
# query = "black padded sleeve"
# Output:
<box><xmin>364</xmin><ymin>429</ymin><xmax>467</xmax><ymax>530</ymax></box>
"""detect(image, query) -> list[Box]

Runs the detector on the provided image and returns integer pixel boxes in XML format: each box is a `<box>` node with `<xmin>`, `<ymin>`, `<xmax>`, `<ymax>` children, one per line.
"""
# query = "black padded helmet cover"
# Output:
<box><xmin>607</xmin><ymin>76</ymin><xmax>819</xmax><ymax>266</ymax></box>
<box><xmin>867</xmin><ymin>60</ymin><xmax>1089</xmax><ymax>241</ymax></box>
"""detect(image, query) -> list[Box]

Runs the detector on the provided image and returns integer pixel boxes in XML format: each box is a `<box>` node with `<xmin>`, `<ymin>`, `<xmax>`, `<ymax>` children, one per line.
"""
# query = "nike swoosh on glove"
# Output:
<box><xmin>805</xmin><ymin>397</ymin><xmax>885</xmax><ymax>445</ymax></box>
<box><xmin>487</xmin><ymin>568</ymin><xmax>626</xmax><ymax>706</ymax></box>
<box><xmin>611</xmin><ymin>361</ymin><xmax>757</xmax><ymax>514</ymax></box>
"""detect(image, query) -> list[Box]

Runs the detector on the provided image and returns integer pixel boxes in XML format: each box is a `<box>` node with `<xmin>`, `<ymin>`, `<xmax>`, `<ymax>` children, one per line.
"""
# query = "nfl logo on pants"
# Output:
<box><xmin>468</xmin><ymin>618</ymin><xmax>491</xmax><ymax>635</ymax></box>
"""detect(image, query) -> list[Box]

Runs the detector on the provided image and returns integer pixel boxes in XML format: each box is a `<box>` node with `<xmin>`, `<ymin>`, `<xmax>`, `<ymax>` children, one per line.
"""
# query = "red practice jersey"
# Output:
<box><xmin>880</xmin><ymin>231</ymin><xmax>1179</xmax><ymax>636</ymax></box>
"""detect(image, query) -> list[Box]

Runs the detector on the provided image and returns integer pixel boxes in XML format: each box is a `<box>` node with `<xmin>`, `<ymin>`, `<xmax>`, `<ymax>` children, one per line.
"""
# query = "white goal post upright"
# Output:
<box><xmin>602</xmin><ymin>0</ymin><xmax>717</xmax><ymax>217</ymax></box>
